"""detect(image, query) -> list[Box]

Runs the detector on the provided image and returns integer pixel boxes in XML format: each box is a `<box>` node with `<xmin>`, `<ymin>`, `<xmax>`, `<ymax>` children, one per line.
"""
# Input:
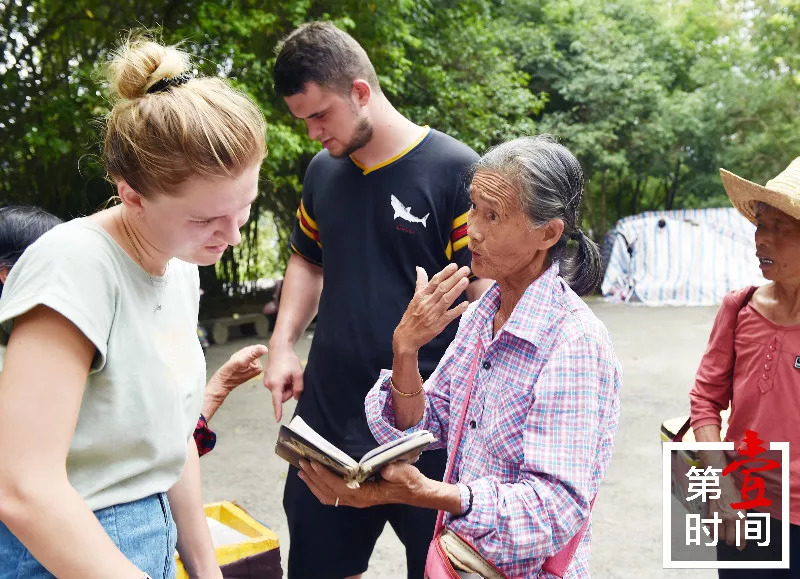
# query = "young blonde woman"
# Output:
<box><xmin>0</xmin><ymin>38</ymin><xmax>266</xmax><ymax>579</ymax></box>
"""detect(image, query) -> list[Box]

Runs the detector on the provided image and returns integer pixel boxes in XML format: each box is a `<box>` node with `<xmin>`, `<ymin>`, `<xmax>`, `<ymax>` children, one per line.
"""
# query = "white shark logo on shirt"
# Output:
<box><xmin>390</xmin><ymin>195</ymin><xmax>429</xmax><ymax>228</ymax></box>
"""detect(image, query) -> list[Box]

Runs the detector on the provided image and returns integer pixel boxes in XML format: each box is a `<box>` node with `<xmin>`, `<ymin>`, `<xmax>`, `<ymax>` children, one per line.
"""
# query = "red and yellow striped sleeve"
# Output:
<box><xmin>296</xmin><ymin>200</ymin><xmax>321</xmax><ymax>248</ymax></box>
<box><xmin>289</xmin><ymin>199</ymin><xmax>323</xmax><ymax>266</ymax></box>
<box><xmin>451</xmin><ymin>211</ymin><xmax>469</xmax><ymax>252</ymax></box>
<box><xmin>445</xmin><ymin>210</ymin><xmax>470</xmax><ymax>260</ymax></box>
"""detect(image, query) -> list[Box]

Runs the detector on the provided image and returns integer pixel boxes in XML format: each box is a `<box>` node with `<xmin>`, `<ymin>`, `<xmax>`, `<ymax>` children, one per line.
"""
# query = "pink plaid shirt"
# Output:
<box><xmin>366</xmin><ymin>264</ymin><xmax>622</xmax><ymax>578</ymax></box>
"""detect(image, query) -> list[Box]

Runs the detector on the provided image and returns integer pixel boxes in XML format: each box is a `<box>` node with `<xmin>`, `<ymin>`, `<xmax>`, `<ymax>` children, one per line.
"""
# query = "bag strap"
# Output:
<box><xmin>673</xmin><ymin>418</ymin><xmax>692</xmax><ymax>443</ymax></box>
<box><xmin>540</xmin><ymin>496</ymin><xmax>595</xmax><ymax>578</ymax></box>
<box><xmin>431</xmin><ymin>336</ymin><xmax>595</xmax><ymax>579</ymax></box>
<box><xmin>675</xmin><ymin>285</ymin><xmax>757</xmax><ymax>442</ymax></box>
<box><xmin>739</xmin><ymin>286</ymin><xmax>757</xmax><ymax>319</ymax></box>
<box><xmin>434</xmin><ymin>342</ymin><xmax>484</xmax><ymax>534</ymax></box>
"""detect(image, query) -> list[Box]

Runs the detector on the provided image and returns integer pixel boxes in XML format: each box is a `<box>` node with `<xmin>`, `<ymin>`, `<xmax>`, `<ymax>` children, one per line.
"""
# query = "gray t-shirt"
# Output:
<box><xmin>0</xmin><ymin>218</ymin><xmax>205</xmax><ymax>510</ymax></box>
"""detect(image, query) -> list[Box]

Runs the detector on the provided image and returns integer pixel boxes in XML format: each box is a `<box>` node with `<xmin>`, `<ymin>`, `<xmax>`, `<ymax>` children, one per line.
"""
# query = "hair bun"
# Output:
<box><xmin>108</xmin><ymin>38</ymin><xmax>190</xmax><ymax>100</ymax></box>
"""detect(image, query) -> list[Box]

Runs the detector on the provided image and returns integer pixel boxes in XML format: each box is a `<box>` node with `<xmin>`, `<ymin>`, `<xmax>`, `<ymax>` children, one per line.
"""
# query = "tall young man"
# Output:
<box><xmin>266</xmin><ymin>21</ymin><xmax>491</xmax><ymax>579</ymax></box>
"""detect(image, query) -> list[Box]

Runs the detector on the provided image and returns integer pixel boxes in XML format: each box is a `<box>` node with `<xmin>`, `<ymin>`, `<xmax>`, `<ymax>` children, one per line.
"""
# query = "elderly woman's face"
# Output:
<box><xmin>754</xmin><ymin>203</ymin><xmax>800</xmax><ymax>283</ymax></box>
<box><xmin>467</xmin><ymin>171</ymin><xmax>554</xmax><ymax>284</ymax></box>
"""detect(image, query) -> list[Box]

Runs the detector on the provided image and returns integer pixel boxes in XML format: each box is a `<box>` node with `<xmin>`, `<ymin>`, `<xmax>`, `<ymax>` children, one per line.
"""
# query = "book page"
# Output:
<box><xmin>359</xmin><ymin>431</ymin><xmax>436</xmax><ymax>476</ymax></box>
<box><xmin>360</xmin><ymin>430</ymin><xmax>434</xmax><ymax>464</ymax></box>
<box><xmin>286</xmin><ymin>416</ymin><xmax>358</xmax><ymax>469</ymax></box>
<box><xmin>276</xmin><ymin>433</ymin><xmax>354</xmax><ymax>479</ymax></box>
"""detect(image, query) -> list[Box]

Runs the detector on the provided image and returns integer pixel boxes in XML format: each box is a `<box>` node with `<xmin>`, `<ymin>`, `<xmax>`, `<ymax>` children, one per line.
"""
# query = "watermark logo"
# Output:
<box><xmin>663</xmin><ymin>430</ymin><xmax>789</xmax><ymax>568</ymax></box>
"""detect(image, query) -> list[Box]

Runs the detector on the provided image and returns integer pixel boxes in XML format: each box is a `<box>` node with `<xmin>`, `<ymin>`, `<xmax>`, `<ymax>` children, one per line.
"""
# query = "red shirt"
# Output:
<box><xmin>690</xmin><ymin>286</ymin><xmax>800</xmax><ymax>523</ymax></box>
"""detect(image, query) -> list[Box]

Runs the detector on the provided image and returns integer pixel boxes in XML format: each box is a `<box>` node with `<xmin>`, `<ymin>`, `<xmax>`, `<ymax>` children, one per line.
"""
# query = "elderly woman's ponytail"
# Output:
<box><xmin>474</xmin><ymin>135</ymin><xmax>602</xmax><ymax>296</ymax></box>
<box><xmin>560</xmin><ymin>230</ymin><xmax>602</xmax><ymax>296</ymax></box>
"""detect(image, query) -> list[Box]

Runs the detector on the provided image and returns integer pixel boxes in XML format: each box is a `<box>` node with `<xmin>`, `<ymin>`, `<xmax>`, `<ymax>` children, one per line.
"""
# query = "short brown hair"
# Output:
<box><xmin>273</xmin><ymin>21</ymin><xmax>380</xmax><ymax>97</ymax></box>
<box><xmin>102</xmin><ymin>36</ymin><xmax>267</xmax><ymax>197</ymax></box>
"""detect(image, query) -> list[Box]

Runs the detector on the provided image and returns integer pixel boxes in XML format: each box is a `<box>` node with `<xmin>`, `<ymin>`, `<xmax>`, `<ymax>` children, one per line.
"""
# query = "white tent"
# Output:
<box><xmin>601</xmin><ymin>208</ymin><xmax>765</xmax><ymax>306</ymax></box>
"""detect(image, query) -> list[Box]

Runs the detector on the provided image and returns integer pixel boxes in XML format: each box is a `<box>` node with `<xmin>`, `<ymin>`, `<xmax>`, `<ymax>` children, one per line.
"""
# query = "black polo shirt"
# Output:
<box><xmin>289</xmin><ymin>128</ymin><xmax>478</xmax><ymax>457</ymax></box>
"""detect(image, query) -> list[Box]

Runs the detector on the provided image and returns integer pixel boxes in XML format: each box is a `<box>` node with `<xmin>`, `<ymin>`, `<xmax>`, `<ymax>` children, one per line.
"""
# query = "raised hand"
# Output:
<box><xmin>393</xmin><ymin>263</ymin><xmax>471</xmax><ymax>354</ymax></box>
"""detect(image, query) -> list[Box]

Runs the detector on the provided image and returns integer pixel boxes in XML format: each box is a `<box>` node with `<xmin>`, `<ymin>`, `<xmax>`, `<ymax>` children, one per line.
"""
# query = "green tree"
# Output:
<box><xmin>2</xmin><ymin>0</ymin><xmax>798</xmax><ymax>296</ymax></box>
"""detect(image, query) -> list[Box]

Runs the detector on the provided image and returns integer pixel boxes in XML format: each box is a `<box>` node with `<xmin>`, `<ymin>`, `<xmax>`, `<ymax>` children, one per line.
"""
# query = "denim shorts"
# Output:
<box><xmin>0</xmin><ymin>492</ymin><xmax>177</xmax><ymax>579</ymax></box>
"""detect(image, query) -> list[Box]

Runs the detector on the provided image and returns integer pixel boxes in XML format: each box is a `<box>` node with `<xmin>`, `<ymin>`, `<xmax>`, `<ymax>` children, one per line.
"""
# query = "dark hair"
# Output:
<box><xmin>0</xmin><ymin>205</ymin><xmax>62</xmax><ymax>286</ymax></box>
<box><xmin>273</xmin><ymin>21</ymin><xmax>380</xmax><ymax>97</ymax></box>
<box><xmin>474</xmin><ymin>135</ymin><xmax>602</xmax><ymax>296</ymax></box>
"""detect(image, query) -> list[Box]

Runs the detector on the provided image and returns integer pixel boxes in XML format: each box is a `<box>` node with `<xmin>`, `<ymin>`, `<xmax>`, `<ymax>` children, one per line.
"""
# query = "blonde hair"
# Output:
<box><xmin>102</xmin><ymin>37</ymin><xmax>267</xmax><ymax>196</ymax></box>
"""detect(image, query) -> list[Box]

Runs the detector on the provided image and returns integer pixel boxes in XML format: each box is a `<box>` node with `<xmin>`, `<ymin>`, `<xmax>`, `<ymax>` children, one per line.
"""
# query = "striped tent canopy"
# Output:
<box><xmin>601</xmin><ymin>208</ymin><xmax>765</xmax><ymax>306</ymax></box>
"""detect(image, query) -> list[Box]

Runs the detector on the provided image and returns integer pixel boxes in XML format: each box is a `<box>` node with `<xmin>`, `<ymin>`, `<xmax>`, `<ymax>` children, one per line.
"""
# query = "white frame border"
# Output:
<box><xmin>662</xmin><ymin>441</ymin><xmax>790</xmax><ymax>569</ymax></box>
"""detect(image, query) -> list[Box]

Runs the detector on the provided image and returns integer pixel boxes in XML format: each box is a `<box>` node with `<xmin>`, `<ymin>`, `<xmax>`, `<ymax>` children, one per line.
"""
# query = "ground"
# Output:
<box><xmin>200</xmin><ymin>299</ymin><xmax>721</xmax><ymax>578</ymax></box>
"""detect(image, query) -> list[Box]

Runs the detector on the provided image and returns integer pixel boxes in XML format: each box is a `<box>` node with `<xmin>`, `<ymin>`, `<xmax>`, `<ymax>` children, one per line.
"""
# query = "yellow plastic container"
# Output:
<box><xmin>175</xmin><ymin>501</ymin><xmax>280</xmax><ymax>578</ymax></box>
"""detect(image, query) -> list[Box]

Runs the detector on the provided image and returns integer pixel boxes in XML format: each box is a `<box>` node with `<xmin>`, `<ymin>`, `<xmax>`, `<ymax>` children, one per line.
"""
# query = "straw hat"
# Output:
<box><xmin>720</xmin><ymin>157</ymin><xmax>800</xmax><ymax>224</ymax></box>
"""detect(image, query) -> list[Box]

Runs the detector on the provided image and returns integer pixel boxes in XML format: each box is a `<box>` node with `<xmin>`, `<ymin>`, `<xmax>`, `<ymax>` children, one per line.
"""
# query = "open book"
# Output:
<box><xmin>275</xmin><ymin>416</ymin><xmax>436</xmax><ymax>488</ymax></box>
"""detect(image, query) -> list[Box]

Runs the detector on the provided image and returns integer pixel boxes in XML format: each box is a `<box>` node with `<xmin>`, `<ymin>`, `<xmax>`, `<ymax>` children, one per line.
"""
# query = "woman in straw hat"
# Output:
<box><xmin>690</xmin><ymin>157</ymin><xmax>800</xmax><ymax>576</ymax></box>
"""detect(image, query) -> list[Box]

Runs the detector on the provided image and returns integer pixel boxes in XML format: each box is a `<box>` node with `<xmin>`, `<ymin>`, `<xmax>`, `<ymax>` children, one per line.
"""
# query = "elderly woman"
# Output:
<box><xmin>690</xmin><ymin>157</ymin><xmax>800</xmax><ymax>576</ymax></box>
<box><xmin>297</xmin><ymin>136</ymin><xmax>622</xmax><ymax>578</ymax></box>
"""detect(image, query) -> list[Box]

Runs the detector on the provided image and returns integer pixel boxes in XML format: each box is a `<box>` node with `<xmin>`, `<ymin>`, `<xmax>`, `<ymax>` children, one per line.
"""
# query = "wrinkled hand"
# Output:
<box><xmin>216</xmin><ymin>344</ymin><xmax>269</xmax><ymax>388</ymax></box>
<box><xmin>203</xmin><ymin>344</ymin><xmax>268</xmax><ymax>421</ymax></box>
<box><xmin>393</xmin><ymin>263</ymin><xmax>471</xmax><ymax>353</ymax></box>
<box><xmin>297</xmin><ymin>460</ymin><xmax>428</xmax><ymax>509</ymax></box>
<box><xmin>263</xmin><ymin>347</ymin><xmax>304</xmax><ymax>422</ymax></box>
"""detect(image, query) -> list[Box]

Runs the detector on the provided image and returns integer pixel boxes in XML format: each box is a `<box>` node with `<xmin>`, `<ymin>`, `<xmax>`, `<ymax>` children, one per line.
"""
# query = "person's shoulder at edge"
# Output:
<box><xmin>704</xmin><ymin>284</ymin><xmax>761</xmax><ymax>329</ymax></box>
<box><xmin>307</xmin><ymin>147</ymin><xmax>333</xmax><ymax>167</ymax></box>
<box><xmin>723</xmin><ymin>285</ymin><xmax>760</xmax><ymax>308</ymax></box>
<box><xmin>303</xmin><ymin>147</ymin><xmax>357</xmax><ymax>189</ymax></box>
<box><xmin>13</xmin><ymin>217</ymin><xmax>117</xmax><ymax>267</ymax></box>
<box><xmin>425</xmin><ymin>128</ymin><xmax>480</xmax><ymax>165</ymax></box>
<box><xmin>307</xmin><ymin>147</ymin><xmax>353</xmax><ymax>172</ymax></box>
<box><xmin>552</xmin><ymin>277</ymin><xmax>615</xmax><ymax>349</ymax></box>
<box><xmin>0</xmin><ymin>217</ymin><xmax>120</xmax><ymax>353</ymax></box>
<box><xmin>9</xmin><ymin>218</ymin><xmax>197</xmax><ymax>290</ymax></box>
<box><xmin>171</xmin><ymin>257</ymin><xmax>201</xmax><ymax>287</ymax></box>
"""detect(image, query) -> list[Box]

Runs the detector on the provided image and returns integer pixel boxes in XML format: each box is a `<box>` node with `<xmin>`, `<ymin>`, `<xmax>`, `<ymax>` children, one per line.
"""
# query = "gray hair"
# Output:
<box><xmin>473</xmin><ymin>135</ymin><xmax>601</xmax><ymax>296</ymax></box>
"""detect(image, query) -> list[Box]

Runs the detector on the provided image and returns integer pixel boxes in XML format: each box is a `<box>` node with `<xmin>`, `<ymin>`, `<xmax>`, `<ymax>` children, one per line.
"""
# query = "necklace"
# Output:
<box><xmin>120</xmin><ymin>214</ymin><xmax>168</xmax><ymax>313</ymax></box>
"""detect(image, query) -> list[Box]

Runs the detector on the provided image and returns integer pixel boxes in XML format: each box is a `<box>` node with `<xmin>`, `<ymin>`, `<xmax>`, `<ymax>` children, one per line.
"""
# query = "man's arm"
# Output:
<box><xmin>269</xmin><ymin>253</ymin><xmax>323</xmax><ymax>349</ymax></box>
<box><xmin>263</xmin><ymin>253</ymin><xmax>324</xmax><ymax>421</ymax></box>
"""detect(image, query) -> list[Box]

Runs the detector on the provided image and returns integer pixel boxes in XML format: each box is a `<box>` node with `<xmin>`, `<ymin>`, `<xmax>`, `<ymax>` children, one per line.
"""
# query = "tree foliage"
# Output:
<box><xmin>1</xmin><ymin>0</ymin><xmax>797</xmax><ymax>295</ymax></box>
